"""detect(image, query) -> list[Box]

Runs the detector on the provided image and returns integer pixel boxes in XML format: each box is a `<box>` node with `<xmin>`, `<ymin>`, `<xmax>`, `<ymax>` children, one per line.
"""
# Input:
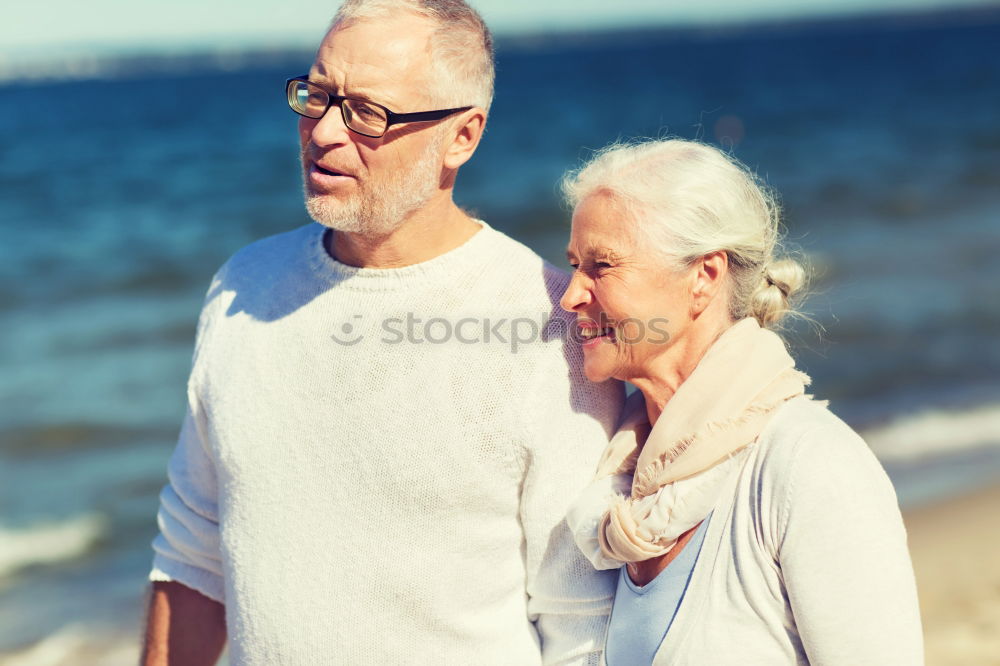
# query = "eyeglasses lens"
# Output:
<box><xmin>288</xmin><ymin>80</ymin><xmax>389</xmax><ymax>137</ymax></box>
<box><xmin>341</xmin><ymin>99</ymin><xmax>388</xmax><ymax>137</ymax></box>
<box><xmin>288</xmin><ymin>81</ymin><xmax>327</xmax><ymax>119</ymax></box>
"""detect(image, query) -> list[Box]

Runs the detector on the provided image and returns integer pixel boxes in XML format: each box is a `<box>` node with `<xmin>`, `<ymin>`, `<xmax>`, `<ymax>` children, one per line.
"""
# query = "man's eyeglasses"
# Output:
<box><xmin>286</xmin><ymin>76</ymin><xmax>473</xmax><ymax>138</ymax></box>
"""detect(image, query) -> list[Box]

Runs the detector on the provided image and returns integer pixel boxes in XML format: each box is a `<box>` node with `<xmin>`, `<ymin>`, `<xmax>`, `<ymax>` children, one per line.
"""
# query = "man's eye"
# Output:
<box><xmin>593</xmin><ymin>262</ymin><xmax>612</xmax><ymax>270</ymax></box>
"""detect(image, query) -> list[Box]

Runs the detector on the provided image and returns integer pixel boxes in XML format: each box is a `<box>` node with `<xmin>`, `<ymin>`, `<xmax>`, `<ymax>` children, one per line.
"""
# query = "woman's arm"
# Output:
<box><xmin>777</xmin><ymin>423</ymin><xmax>923</xmax><ymax>665</ymax></box>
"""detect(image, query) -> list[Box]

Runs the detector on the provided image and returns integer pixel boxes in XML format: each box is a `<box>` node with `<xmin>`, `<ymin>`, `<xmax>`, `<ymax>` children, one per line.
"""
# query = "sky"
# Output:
<box><xmin>0</xmin><ymin>0</ymin><xmax>995</xmax><ymax>59</ymax></box>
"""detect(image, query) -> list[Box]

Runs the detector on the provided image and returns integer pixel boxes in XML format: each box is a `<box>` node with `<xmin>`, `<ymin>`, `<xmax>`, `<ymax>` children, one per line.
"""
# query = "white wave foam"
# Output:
<box><xmin>0</xmin><ymin>514</ymin><xmax>107</xmax><ymax>581</ymax></box>
<box><xmin>862</xmin><ymin>402</ymin><xmax>1000</xmax><ymax>462</ymax></box>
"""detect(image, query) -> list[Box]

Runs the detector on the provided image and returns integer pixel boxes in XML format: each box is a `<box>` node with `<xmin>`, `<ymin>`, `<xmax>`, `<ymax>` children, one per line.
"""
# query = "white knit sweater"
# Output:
<box><xmin>150</xmin><ymin>221</ymin><xmax>624</xmax><ymax>665</ymax></box>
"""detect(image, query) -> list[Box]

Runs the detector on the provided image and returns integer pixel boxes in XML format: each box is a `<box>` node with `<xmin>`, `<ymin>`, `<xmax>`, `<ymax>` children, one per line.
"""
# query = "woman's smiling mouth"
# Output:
<box><xmin>578</xmin><ymin>322</ymin><xmax>617</xmax><ymax>347</ymax></box>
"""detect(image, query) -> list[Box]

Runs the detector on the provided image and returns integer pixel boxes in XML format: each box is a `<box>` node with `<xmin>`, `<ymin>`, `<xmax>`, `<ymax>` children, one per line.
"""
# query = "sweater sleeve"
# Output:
<box><xmin>520</xmin><ymin>347</ymin><xmax>624</xmax><ymax>666</ymax></box>
<box><xmin>149</xmin><ymin>276</ymin><xmax>226</xmax><ymax>604</ymax></box>
<box><xmin>149</xmin><ymin>386</ymin><xmax>225</xmax><ymax>604</ymax></box>
<box><xmin>776</xmin><ymin>422</ymin><xmax>923</xmax><ymax>666</ymax></box>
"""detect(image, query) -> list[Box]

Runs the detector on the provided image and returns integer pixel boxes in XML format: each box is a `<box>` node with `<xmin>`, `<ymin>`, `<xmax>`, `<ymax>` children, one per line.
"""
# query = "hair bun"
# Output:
<box><xmin>752</xmin><ymin>257</ymin><xmax>807</xmax><ymax>327</ymax></box>
<box><xmin>764</xmin><ymin>258</ymin><xmax>806</xmax><ymax>297</ymax></box>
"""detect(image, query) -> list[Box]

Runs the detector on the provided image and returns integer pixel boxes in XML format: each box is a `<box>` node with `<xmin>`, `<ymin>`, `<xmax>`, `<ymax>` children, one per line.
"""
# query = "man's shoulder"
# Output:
<box><xmin>477</xmin><ymin>222</ymin><xmax>571</xmax><ymax>306</ymax></box>
<box><xmin>482</xmin><ymin>223</ymin><xmax>565</xmax><ymax>269</ymax></box>
<box><xmin>197</xmin><ymin>224</ymin><xmax>321</xmax><ymax>325</ymax></box>
<box><xmin>215</xmin><ymin>223</ymin><xmax>318</xmax><ymax>282</ymax></box>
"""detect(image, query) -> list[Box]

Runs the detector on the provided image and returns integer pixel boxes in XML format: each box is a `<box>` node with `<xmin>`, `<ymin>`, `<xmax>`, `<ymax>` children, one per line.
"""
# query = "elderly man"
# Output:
<box><xmin>141</xmin><ymin>1</ymin><xmax>622</xmax><ymax>664</ymax></box>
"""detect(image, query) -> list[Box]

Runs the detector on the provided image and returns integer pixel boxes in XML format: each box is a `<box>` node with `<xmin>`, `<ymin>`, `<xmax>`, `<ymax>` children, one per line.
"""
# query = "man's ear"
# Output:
<box><xmin>442</xmin><ymin>108</ymin><xmax>487</xmax><ymax>170</ymax></box>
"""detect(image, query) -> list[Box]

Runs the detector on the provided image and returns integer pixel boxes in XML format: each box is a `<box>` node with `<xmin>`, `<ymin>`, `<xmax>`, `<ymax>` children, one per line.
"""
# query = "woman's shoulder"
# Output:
<box><xmin>750</xmin><ymin>396</ymin><xmax>896</xmax><ymax>508</ymax></box>
<box><xmin>742</xmin><ymin>396</ymin><xmax>912</xmax><ymax>595</ymax></box>
<box><xmin>758</xmin><ymin>396</ymin><xmax>861</xmax><ymax>457</ymax></box>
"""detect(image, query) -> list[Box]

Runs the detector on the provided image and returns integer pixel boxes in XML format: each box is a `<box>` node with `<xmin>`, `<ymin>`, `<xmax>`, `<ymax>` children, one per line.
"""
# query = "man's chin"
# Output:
<box><xmin>304</xmin><ymin>195</ymin><xmax>406</xmax><ymax>239</ymax></box>
<box><xmin>305</xmin><ymin>194</ymin><xmax>361</xmax><ymax>232</ymax></box>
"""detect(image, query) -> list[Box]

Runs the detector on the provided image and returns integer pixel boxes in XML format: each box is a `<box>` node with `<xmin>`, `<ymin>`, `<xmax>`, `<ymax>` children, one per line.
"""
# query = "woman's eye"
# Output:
<box><xmin>594</xmin><ymin>262</ymin><xmax>612</xmax><ymax>270</ymax></box>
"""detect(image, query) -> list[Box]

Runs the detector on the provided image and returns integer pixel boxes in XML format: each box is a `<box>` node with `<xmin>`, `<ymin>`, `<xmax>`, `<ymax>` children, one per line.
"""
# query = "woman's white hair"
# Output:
<box><xmin>331</xmin><ymin>0</ymin><xmax>495</xmax><ymax>112</ymax></box>
<box><xmin>562</xmin><ymin>139</ymin><xmax>808</xmax><ymax>329</ymax></box>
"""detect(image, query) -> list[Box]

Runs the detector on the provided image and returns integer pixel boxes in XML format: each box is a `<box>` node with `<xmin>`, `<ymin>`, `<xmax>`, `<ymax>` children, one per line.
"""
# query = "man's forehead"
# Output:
<box><xmin>311</xmin><ymin>14</ymin><xmax>436</xmax><ymax>107</ymax></box>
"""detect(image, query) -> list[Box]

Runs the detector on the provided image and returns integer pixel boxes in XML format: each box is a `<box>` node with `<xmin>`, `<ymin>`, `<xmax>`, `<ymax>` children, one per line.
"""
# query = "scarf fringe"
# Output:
<box><xmin>632</xmin><ymin>376</ymin><xmax>808</xmax><ymax>497</ymax></box>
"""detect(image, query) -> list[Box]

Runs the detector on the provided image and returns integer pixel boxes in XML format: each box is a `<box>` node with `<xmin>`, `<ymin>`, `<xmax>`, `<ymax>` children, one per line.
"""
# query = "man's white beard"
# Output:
<box><xmin>303</xmin><ymin>138</ymin><xmax>442</xmax><ymax>238</ymax></box>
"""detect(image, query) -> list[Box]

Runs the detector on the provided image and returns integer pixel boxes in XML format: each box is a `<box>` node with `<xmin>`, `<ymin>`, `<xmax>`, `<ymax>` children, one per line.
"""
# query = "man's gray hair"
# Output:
<box><xmin>331</xmin><ymin>0</ymin><xmax>495</xmax><ymax>112</ymax></box>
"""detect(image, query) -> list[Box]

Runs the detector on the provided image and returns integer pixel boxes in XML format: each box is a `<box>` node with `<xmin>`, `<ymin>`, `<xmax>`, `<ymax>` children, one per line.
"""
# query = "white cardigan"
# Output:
<box><xmin>597</xmin><ymin>395</ymin><xmax>924</xmax><ymax>665</ymax></box>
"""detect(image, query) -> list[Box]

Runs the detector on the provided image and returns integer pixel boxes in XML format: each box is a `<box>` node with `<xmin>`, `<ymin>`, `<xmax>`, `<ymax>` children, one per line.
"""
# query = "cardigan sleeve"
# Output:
<box><xmin>519</xmin><ymin>345</ymin><xmax>624</xmax><ymax>665</ymax></box>
<box><xmin>776</xmin><ymin>421</ymin><xmax>924</xmax><ymax>665</ymax></box>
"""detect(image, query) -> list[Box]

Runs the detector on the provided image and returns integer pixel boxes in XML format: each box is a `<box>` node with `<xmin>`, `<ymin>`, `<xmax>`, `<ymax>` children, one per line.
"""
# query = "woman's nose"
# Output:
<box><xmin>560</xmin><ymin>271</ymin><xmax>592</xmax><ymax>313</ymax></box>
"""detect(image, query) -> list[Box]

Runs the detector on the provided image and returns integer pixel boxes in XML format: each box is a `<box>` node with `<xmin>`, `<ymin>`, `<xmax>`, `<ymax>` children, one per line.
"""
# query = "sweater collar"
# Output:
<box><xmin>306</xmin><ymin>221</ymin><xmax>495</xmax><ymax>291</ymax></box>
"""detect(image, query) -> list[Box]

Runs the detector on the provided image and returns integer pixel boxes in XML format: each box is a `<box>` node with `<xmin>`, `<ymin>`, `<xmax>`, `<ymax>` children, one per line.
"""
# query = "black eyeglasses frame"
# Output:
<box><xmin>286</xmin><ymin>75</ymin><xmax>474</xmax><ymax>138</ymax></box>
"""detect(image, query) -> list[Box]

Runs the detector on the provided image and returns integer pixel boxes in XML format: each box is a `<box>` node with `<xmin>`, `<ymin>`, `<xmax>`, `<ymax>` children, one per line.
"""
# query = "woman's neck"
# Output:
<box><xmin>630</xmin><ymin>317</ymin><xmax>734</xmax><ymax>426</ymax></box>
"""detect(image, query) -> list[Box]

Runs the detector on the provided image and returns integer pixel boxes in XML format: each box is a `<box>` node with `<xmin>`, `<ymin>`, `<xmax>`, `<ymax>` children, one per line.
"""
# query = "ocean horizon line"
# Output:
<box><xmin>2</xmin><ymin>3</ymin><xmax>998</xmax><ymax>85</ymax></box>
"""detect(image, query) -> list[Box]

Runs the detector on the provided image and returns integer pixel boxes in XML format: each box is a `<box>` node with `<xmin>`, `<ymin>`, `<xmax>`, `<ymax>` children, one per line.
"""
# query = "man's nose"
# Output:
<box><xmin>303</xmin><ymin>104</ymin><xmax>351</xmax><ymax>147</ymax></box>
<box><xmin>559</xmin><ymin>271</ymin><xmax>592</xmax><ymax>313</ymax></box>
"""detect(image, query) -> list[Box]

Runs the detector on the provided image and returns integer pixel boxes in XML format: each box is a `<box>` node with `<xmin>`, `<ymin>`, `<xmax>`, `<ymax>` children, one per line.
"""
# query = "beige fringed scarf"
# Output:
<box><xmin>594</xmin><ymin>317</ymin><xmax>814</xmax><ymax>564</ymax></box>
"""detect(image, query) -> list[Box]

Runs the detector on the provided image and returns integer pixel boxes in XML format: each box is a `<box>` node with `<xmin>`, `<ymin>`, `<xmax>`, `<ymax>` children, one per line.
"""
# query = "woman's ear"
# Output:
<box><xmin>442</xmin><ymin>109</ymin><xmax>487</xmax><ymax>170</ymax></box>
<box><xmin>691</xmin><ymin>251</ymin><xmax>729</xmax><ymax>316</ymax></box>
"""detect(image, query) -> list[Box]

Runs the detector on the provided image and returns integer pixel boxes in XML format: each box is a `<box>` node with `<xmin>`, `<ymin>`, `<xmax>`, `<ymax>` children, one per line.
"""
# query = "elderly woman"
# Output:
<box><xmin>561</xmin><ymin>139</ymin><xmax>923</xmax><ymax>665</ymax></box>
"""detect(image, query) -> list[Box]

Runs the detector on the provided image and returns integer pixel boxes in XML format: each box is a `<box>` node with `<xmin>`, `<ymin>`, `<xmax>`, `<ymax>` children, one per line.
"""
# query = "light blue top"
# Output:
<box><xmin>604</xmin><ymin>514</ymin><xmax>712</xmax><ymax>666</ymax></box>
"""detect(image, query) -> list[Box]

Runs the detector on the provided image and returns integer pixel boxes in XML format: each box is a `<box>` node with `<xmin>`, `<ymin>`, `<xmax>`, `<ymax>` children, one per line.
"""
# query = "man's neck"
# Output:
<box><xmin>328</xmin><ymin>195</ymin><xmax>481</xmax><ymax>269</ymax></box>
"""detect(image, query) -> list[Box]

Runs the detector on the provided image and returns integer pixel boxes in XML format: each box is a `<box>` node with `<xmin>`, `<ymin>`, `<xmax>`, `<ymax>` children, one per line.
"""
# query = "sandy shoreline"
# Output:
<box><xmin>905</xmin><ymin>482</ymin><xmax>1000</xmax><ymax>665</ymax></box>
